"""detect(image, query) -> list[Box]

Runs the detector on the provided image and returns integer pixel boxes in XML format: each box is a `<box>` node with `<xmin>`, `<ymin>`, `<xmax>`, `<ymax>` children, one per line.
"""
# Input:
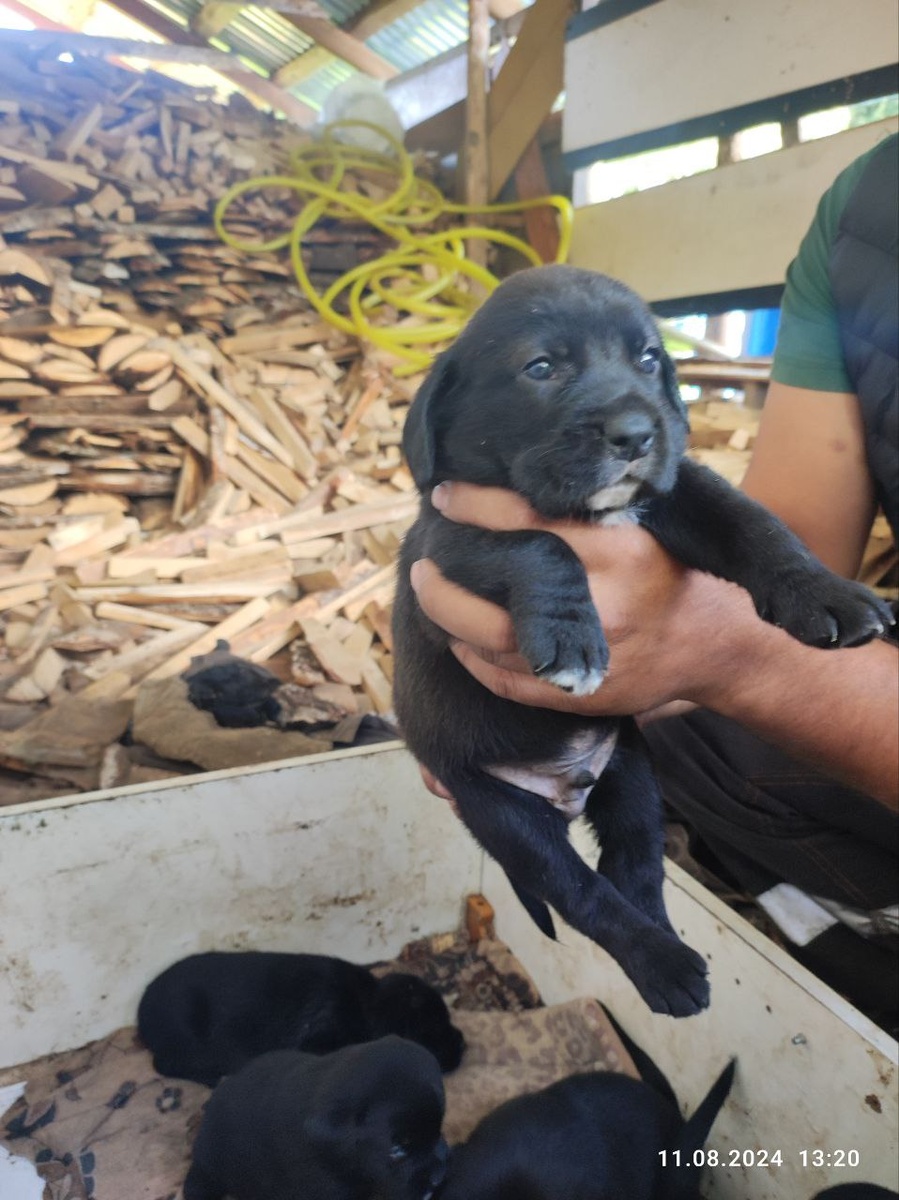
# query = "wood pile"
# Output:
<box><xmin>0</xmin><ymin>49</ymin><xmax>421</xmax><ymax>806</ymax></box>
<box><xmin>685</xmin><ymin>396</ymin><xmax>760</xmax><ymax>487</ymax></box>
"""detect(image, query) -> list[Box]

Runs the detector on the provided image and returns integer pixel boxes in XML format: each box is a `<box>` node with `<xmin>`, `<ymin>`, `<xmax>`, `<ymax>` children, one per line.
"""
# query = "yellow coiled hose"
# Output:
<box><xmin>214</xmin><ymin>120</ymin><xmax>573</xmax><ymax>375</ymax></box>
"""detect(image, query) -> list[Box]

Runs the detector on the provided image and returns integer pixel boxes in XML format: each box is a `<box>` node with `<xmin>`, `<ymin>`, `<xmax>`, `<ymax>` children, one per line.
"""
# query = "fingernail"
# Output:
<box><xmin>431</xmin><ymin>482</ymin><xmax>449</xmax><ymax>510</ymax></box>
<box><xmin>410</xmin><ymin>559</ymin><xmax>426</xmax><ymax>590</ymax></box>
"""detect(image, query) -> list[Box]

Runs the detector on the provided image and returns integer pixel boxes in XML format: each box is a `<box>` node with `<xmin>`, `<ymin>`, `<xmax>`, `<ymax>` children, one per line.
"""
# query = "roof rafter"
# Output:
<box><xmin>279</xmin><ymin>9</ymin><xmax>399</xmax><ymax>79</ymax></box>
<box><xmin>192</xmin><ymin>0</ymin><xmax>324</xmax><ymax>41</ymax></box>
<box><xmin>193</xmin><ymin>0</ymin><xmax>400</xmax><ymax>78</ymax></box>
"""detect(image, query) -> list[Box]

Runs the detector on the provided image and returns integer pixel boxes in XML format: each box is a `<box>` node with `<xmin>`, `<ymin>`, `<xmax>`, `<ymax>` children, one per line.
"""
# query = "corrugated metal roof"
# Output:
<box><xmin>137</xmin><ymin>0</ymin><xmax>531</xmax><ymax>116</ymax></box>
<box><xmin>366</xmin><ymin>0</ymin><xmax>469</xmax><ymax>74</ymax></box>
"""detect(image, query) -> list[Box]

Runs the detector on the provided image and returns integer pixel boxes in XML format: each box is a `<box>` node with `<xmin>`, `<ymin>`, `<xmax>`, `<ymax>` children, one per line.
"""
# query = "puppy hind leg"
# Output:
<box><xmin>585</xmin><ymin>721</ymin><xmax>673</xmax><ymax>932</ymax></box>
<box><xmin>504</xmin><ymin>872</ymin><xmax>557</xmax><ymax>940</ymax></box>
<box><xmin>449</xmin><ymin>771</ymin><xmax>709</xmax><ymax>1016</ymax></box>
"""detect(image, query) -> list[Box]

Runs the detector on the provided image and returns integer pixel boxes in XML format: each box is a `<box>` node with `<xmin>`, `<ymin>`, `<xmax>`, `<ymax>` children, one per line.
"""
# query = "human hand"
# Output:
<box><xmin>410</xmin><ymin>482</ymin><xmax>761</xmax><ymax>718</ymax></box>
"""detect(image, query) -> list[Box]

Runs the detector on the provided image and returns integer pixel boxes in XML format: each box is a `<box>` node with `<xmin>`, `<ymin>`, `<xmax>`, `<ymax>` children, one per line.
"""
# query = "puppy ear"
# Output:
<box><xmin>402</xmin><ymin>350</ymin><xmax>458</xmax><ymax>491</ymax></box>
<box><xmin>661</xmin><ymin>350</ymin><xmax>689</xmax><ymax>429</ymax></box>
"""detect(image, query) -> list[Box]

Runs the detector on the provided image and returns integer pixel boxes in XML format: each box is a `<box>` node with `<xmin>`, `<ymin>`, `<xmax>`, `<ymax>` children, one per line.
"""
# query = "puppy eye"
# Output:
<box><xmin>637</xmin><ymin>346</ymin><xmax>661</xmax><ymax>373</ymax></box>
<box><xmin>523</xmin><ymin>357</ymin><xmax>554</xmax><ymax>381</ymax></box>
<box><xmin>388</xmin><ymin>1143</ymin><xmax>410</xmax><ymax>1162</ymax></box>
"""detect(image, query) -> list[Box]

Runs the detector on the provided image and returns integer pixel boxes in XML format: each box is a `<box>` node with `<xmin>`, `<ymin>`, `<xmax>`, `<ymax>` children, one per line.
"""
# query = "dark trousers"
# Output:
<box><xmin>643</xmin><ymin>709</ymin><xmax>899</xmax><ymax>1019</ymax></box>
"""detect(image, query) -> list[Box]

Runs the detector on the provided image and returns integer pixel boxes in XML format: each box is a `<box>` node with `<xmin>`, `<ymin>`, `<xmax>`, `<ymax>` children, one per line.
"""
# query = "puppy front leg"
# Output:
<box><xmin>424</xmin><ymin>520</ymin><xmax>608</xmax><ymax>695</ymax></box>
<box><xmin>584</xmin><ymin>719</ymin><xmax>673</xmax><ymax>933</ymax></box>
<box><xmin>449</xmin><ymin>770</ymin><xmax>709</xmax><ymax>1016</ymax></box>
<box><xmin>642</xmin><ymin>459</ymin><xmax>893</xmax><ymax>648</ymax></box>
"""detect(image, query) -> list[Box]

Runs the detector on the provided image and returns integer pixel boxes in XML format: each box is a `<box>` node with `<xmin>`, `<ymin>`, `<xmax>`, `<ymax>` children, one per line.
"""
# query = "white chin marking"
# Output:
<box><xmin>543</xmin><ymin>666</ymin><xmax>605</xmax><ymax>696</ymax></box>
<box><xmin>586</xmin><ymin>481</ymin><xmax>639</xmax><ymax>512</ymax></box>
<box><xmin>598</xmin><ymin>508</ymin><xmax>639</xmax><ymax>528</ymax></box>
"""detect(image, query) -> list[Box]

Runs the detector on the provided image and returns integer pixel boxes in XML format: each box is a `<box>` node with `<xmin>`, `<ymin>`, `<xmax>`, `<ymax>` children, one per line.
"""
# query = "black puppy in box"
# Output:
<box><xmin>138</xmin><ymin>950</ymin><xmax>464</xmax><ymax>1086</ymax></box>
<box><xmin>183</xmin><ymin>1036</ymin><xmax>448</xmax><ymax>1200</ymax></box>
<box><xmin>393</xmin><ymin>265</ymin><xmax>891</xmax><ymax>1018</ymax></box>
<box><xmin>437</xmin><ymin>1057</ymin><xmax>735</xmax><ymax>1200</ymax></box>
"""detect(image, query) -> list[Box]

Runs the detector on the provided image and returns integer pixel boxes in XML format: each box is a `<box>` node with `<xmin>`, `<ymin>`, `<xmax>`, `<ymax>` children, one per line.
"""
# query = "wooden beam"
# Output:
<box><xmin>0</xmin><ymin>0</ymin><xmax>70</xmax><ymax>29</ymax></box>
<box><xmin>514</xmin><ymin>136</ymin><xmax>559</xmax><ymax>263</ymax></box>
<box><xmin>192</xmin><ymin>0</ymin><xmax>325</xmax><ymax>40</ymax></box>
<box><xmin>465</xmin><ymin>0</ymin><xmax>490</xmax><ymax>265</ymax></box>
<box><xmin>0</xmin><ymin>28</ymin><xmax>279</xmax><ymax>71</ymax></box>
<box><xmin>274</xmin><ymin>0</ymin><xmax>426</xmax><ymax>89</ymax></box>
<box><xmin>350</xmin><ymin>0</ymin><xmax>425</xmax><ymax>40</ymax></box>
<box><xmin>282</xmin><ymin>12</ymin><xmax>399</xmax><ymax>79</ymax></box>
<box><xmin>274</xmin><ymin>44</ymin><xmax>332</xmax><ymax>90</ymax></box>
<box><xmin>102</xmin><ymin>0</ymin><xmax>317</xmax><ymax>126</ymax></box>
<box><xmin>487</xmin><ymin>0</ymin><xmax>572</xmax><ymax>199</ymax></box>
<box><xmin>193</xmin><ymin>1</ymin><xmax>244</xmax><ymax>39</ymax></box>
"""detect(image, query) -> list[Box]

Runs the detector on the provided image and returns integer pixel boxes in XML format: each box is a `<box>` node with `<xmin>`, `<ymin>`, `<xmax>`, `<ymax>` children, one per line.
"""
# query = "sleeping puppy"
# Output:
<box><xmin>437</xmin><ymin>1058</ymin><xmax>735</xmax><ymax>1200</ymax></box>
<box><xmin>393</xmin><ymin>264</ymin><xmax>891</xmax><ymax>1018</ymax></box>
<box><xmin>137</xmin><ymin>950</ymin><xmax>464</xmax><ymax>1086</ymax></box>
<box><xmin>182</xmin><ymin>1035</ymin><xmax>448</xmax><ymax>1200</ymax></box>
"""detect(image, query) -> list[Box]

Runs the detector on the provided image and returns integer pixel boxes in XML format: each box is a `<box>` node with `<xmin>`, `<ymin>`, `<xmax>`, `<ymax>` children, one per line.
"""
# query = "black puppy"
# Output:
<box><xmin>183</xmin><ymin>1035</ymin><xmax>448</xmax><ymax>1200</ymax></box>
<box><xmin>393</xmin><ymin>264</ymin><xmax>891</xmax><ymax>1018</ymax></box>
<box><xmin>437</xmin><ymin>1058</ymin><xmax>735</xmax><ymax>1200</ymax></box>
<box><xmin>137</xmin><ymin>950</ymin><xmax>464</xmax><ymax>1085</ymax></box>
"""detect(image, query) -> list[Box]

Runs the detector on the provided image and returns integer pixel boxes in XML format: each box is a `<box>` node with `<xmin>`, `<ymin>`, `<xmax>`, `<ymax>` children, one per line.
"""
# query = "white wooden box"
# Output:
<box><xmin>1</xmin><ymin>744</ymin><xmax>896</xmax><ymax>1198</ymax></box>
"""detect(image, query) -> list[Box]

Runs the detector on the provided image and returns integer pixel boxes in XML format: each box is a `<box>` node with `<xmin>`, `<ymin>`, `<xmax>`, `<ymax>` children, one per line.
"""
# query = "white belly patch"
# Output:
<box><xmin>485</xmin><ymin>727</ymin><xmax>619</xmax><ymax>818</ymax></box>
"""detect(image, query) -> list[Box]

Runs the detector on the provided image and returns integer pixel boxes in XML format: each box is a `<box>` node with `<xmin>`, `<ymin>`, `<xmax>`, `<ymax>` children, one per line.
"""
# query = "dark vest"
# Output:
<box><xmin>829</xmin><ymin>134</ymin><xmax>899</xmax><ymax>543</ymax></box>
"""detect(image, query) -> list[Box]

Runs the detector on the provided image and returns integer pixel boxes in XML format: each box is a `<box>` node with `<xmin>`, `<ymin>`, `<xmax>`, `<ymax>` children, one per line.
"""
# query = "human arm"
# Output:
<box><xmin>410</xmin><ymin>483</ymin><xmax>898</xmax><ymax>808</ymax></box>
<box><xmin>740</xmin><ymin>381</ymin><xmax>877</xmax><ymax>577</ymax></box>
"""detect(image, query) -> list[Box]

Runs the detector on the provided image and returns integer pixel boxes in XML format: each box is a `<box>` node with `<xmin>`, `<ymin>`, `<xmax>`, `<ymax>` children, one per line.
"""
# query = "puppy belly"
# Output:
<box><xmin>485</xmin><ymin>727</ymin><xmax>618</xmax><ymax>818</ymax></box>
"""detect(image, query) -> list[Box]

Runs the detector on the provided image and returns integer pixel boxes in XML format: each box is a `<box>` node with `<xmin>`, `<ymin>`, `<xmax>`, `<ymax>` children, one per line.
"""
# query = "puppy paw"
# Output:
<box><xmin>623</xmin><ymin>930</ymin><xmax>710</xmax><ymax>1018</ymax></box>
<box><xmin>517</xmin><ymin>612</ymin><xmax>609</xmax><ymax>696</ymax></box>
<box><xmin>756</xmin><ymin>570</ymin><xmax>894</xmax><ymax>649</ymax></box>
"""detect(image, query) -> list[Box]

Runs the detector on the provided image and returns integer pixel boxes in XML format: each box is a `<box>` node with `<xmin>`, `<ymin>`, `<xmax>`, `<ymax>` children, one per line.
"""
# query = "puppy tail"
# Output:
<box><xmin>667</xmin><ymin>1059</ymin><xmax>736</xmax><ymax>1198</ymax></box>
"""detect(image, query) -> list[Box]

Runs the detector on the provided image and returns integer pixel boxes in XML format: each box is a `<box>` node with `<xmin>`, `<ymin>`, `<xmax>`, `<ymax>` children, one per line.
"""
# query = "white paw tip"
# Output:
<box><xmin>545</xmin><ymin>667</ymin><xmax>605</xmax><ymax>696</ymax></box>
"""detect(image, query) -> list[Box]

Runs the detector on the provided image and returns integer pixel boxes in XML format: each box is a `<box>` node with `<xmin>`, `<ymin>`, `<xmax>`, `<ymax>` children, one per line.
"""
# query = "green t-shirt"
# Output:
<box><xmin>770</xmin><ymin>138</ymin><xmax>892</xmax><ymax>393</ymax></box>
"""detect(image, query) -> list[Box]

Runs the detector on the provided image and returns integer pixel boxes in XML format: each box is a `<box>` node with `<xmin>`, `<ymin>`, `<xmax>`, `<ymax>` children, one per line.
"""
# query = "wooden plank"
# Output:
<box><xmin>235</xmin><ymin>495</ymin><xmax>417</xmax><ymax>545</ymax></box>
<box><xmin>274</xmin><ymin>45</ymin><xmax>333</xmax><ymax>89</ymax></box>
<box><xmin>513</xmin><ymin>136</ymin><xmax>560</xmax><ymax>263</ymax></box>
<box><xmin>0</xmin><ymin>29</ymin><xmax>263</xmax><ymax>72</ymax></box>
<box><xmin>487</xmin><ymin>0</ymin><xmax>571</xmax><ymax>200</ymax></box>
<box><xmin>141</xmin><ymin>596</ymin><xmax>272</xmax><ymax>682</ymax></box>
<box><xmin>282</xmin><ymin>11</ymin><xmax>399</xmax><ymax>79</ymax></box>
<box><xmin>563</xmin><ymin>0</ymin><xmax>899</xmax><ymax>157</ymax></box>
<box><xmin>84</xmin><ymin>622</ymin><xmax>208</xmax><ymax>684</ymax></box>
<box><xmin>569</xmin><ymin>119</ymin><xmax>898</xmax><ymax>306</ymax></box>
<box><xmin>194</xmin><ymin>0</ymin><xmax>328</xmax><ymax>39</ymax></box>
<box><xmin>465</xmin><ymin>0</ymin><xmax>490</xmax><ymax>267</ymax></box>
<box><xmin>93</xmin><ymin>602</ymin><xmax>206</xmax><ymax>631</ymax></box>
<box><xmin>0</xmin><ymin>580</ymin><xmax>48</xmax><ymax>611</ymax></box>
<box><xmin>163</xmin><ymin>342</ymin><xmax>294</xmax><ymax>470</ymax></box>
<box><xmin>351</xmin><ymin>0</ymin><xmax>424</xmax><ymax>40</ymax></box>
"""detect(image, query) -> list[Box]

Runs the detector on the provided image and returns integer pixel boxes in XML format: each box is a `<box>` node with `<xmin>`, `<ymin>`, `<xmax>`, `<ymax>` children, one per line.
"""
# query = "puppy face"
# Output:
<box><xmin>309</xmin><ymin>1036</ymin><xmax>449</xmax><ymax>1200</ymax></box>
<box><xmin>403</xmin><ymin>265</ymin><xmax>688</xmax><ymax>519</ymax></box>
<box><xmin>371</xmin><ymin>973</ymin><xmax>465</xmax><ymax>1072</ymax></box>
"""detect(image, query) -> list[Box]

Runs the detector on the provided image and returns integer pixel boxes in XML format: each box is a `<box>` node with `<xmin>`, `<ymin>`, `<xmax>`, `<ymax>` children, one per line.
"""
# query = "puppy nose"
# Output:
<box><xmin>605</xmin><ymin>412</ymin><xmax>656</xmax><ymax>461</ymax></box>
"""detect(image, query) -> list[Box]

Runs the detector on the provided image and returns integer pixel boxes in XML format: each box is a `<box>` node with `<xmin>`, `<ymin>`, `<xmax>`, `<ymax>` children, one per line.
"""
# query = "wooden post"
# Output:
<box><xmin>513</xmin><ymin>136</ymin><xmax>560</xmax><ymax>263</ymax></box>
<box><xmin>465</xmin><ymin>0</ymin><xmax>491</xmax><ymax>269</ymax></box>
